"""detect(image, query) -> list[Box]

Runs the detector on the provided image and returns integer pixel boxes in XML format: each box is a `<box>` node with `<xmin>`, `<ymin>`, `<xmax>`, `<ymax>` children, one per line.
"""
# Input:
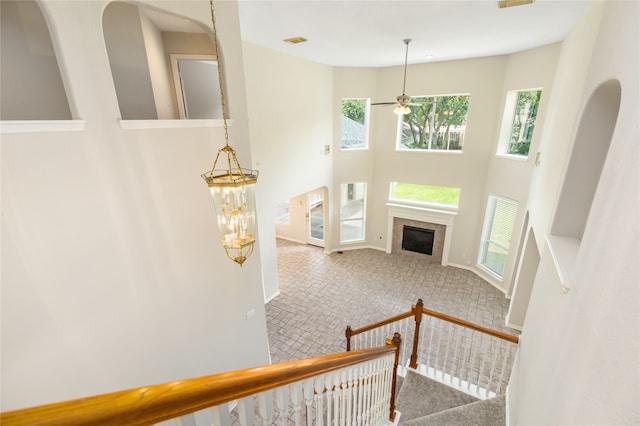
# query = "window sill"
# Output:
<box><xmin>495</xmin><ymin>153</ymin><xmax>529</xmax><ymax>161</ymax></box>
<box><xmin>119</xmin><ymin>119</ymin><xmax>231</xmax><ymax>130</ymax></box>
<box><xmin>1</xmin><ymin>120</ymin><xmax>87</xmax><ymax>134</ymax></box>
<box><xmin>546</xmin><ymin>235</ymin><xmax>581</xmax><ymax>292</ymax></box>
<box><xmin>395</xmin><ymin>148</ymin><xmax>464</xmax><ymax>155</ymax></box>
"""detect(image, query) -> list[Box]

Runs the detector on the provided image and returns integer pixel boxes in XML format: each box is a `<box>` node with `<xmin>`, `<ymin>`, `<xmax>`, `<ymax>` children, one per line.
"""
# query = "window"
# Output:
<box><xmin>478</xmin><ymin>196</ymin><xmax>518</xmax><ymax>278</ymax></box>
<box><xmin>390</xmin><ymin>182</ymin><xmax>460</xmax><ymax>208</ymax></box>
<box><xmin>497</xmin><ymin>89</ymin><xmax>542</xmax><ymax>157</ymax></box>
<box><xmin>341</xmin><ymin>98</ymin><xmax>370</xmax><ymax>149</ymax></box>
<box><xmin>397</xmin><ymin>94</ymin><xmax>470</xmax><ymax>151</ymax></box>
<box><xmin>340</xmin><ymin>182</ymin><xmax>366</xmax><ymax>242</ymax></box>
<box><xmin>275</xmin><ymin>201</ymin><xmax>290</xmax><ymax>224</ymax></box>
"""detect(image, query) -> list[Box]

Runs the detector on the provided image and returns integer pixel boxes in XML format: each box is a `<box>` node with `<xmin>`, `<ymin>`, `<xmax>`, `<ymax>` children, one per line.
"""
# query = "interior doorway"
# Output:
<box><xmin>306</xmin><ymin>190</ymin><xmax>324</xmax><ymax>247</ymax></box>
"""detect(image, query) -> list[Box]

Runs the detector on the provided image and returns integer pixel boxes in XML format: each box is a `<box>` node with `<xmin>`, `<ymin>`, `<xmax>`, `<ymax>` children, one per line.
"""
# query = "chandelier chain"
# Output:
<box><xmin>208</xmin><ymin>0</ymin><xmax>229</xmax><ymax>146</ymax></box>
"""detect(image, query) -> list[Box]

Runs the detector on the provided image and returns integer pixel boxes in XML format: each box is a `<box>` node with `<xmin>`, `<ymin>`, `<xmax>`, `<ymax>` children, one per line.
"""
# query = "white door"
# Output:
<box><xmin>306</xmin><ymin>191</ymin><xmax>324</xmax><ymax>247</ymax></box>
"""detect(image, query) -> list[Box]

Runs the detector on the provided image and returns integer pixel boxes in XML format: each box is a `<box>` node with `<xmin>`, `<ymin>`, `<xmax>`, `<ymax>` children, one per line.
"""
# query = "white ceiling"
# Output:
<box><xmin>236</xmin><ymin>0</ymin><xmax>592</xmax><ymax>68</ymax></box>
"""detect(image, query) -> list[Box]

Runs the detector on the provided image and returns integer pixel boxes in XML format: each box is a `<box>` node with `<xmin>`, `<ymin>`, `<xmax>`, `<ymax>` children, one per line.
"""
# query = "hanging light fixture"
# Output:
<box><xmin>201</xmin><ymin>0</ymin><xmax>259</xmax><ymax>266</ymax></box>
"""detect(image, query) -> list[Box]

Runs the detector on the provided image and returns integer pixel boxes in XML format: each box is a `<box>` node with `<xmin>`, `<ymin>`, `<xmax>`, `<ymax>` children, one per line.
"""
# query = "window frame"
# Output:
<box><xmin>496</xmin><ymin>88</ymin><xmax>542</xmax><ymax>159</ymax></box>
<box><xmin>388</xmin><ymin>182</ymin><xmax>461</xmax><ymax>210</ymax></box>
<box><xmin>477</xmin><ymin>195</ymin><xmax>518</xmax><ymax>279</ymax></box>
<box><xmin>395</xmin><ymin>93</ymin><xmax>470</xmax><ymax>153</ymax></box>
<box><xmin>340</xmin><ymin>98</ymin><xmax>371</xmax><ymax>151</ymax></box>
<box><xmin>339</xmin><ymin>182</ymin><xmax>367</xmax><ymax>243</ymax></box>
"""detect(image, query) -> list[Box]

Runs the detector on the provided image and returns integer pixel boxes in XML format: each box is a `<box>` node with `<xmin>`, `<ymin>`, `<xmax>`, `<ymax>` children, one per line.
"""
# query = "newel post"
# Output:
<box><xmin>409</xmin><ymin>298</ymin><xmax>424</xmax><ymax>369</ymax></box>
<box><xmin>345</xmin><ymin>325</ymin><xmax>353</xmax><ymax>352</ymax></box>
<box><xmin>386</xmin><ymin>332</ymin><xmax>402</xmax><ymax>422</ymax></box>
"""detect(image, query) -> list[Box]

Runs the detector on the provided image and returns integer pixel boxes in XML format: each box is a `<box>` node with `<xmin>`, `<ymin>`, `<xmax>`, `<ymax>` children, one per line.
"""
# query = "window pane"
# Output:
<box><xmin>341</xmin><ymin>99</ymin><xmax>369</xmax><ymax>149</ymax></box>
<box><xmin>340</xmin><ymin>182</ymin><xmax>366</xmax><ymax>242</ymax></box>
<box><xmin>508</xmin><ymin>89</ymin><xmax>541</xmax><ymax>156</ymax></box>
<box><xmin>390</xmin><ymin>182</ymin><xmax>460</xmax><ymax>207</ymax></box>
<box><xmin>478</xmin><ymin>196</ymin><xmax>518</xmax><ymax>277</ymax></box>
<box><xmin>397</xmin><ymin>94</ymin><xmax>470</xmax><ymax>151</ymax></box>
<box><xmin>275</xmin><ymin>201</ymin><xmax>290</xmax><ymax>224</ymax></box>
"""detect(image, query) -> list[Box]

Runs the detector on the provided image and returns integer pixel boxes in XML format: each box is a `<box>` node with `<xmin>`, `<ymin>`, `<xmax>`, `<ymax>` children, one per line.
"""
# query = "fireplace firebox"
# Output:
<box><xmin>402</xmin><ymin>225</ymin><xmax>435</xmax><ymax>256</ymax></box>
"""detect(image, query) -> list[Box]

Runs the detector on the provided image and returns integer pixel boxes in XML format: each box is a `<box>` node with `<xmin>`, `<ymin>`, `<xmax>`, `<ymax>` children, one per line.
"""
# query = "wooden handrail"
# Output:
<box><xmin>421</xmin><ymin>305</ymin><xmax>520</xmax><ymax>344</ymax></box>
<box><xmin>0</xmin><ymin>346</ymin><xmax>398</xmax><ymax>426</ymax></box>
<box><xmin>346</xmin><ymin>310</ymin><xmax>413</xmax><ymax>350</ymax></box>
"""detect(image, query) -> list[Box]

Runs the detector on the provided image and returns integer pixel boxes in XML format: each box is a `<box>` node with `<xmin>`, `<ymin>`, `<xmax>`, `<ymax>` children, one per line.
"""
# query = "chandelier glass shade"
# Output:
<box><xmin>202</xmin><ymin>0</ymin><xmax>259</xmax><ymax>266</ymax></box>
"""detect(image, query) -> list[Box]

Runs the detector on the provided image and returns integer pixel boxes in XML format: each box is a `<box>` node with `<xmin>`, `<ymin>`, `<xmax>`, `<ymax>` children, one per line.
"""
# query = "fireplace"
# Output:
<box><xmin>386</xmin><ymin>203</ymin><xmax>456</xmax><ymax>266</ymax></box>
<box><xmin>402</xmin><ymin>226</ymin><xmax>435</xmax><ymax>255</ymax></box>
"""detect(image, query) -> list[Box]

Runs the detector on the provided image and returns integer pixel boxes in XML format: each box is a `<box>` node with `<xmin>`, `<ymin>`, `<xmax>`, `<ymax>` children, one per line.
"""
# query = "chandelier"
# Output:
<box><xmin>201</xmin><ymin>0</ymin><xmax>259</xmax><ymax>266</ymax></box>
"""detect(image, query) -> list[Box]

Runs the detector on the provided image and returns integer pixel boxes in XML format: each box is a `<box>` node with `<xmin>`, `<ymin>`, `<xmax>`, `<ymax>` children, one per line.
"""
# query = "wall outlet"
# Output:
<box><xmin>246</xmin><ymin>308</ymin><xmax>255</xmax><ymax>320</ymax></box>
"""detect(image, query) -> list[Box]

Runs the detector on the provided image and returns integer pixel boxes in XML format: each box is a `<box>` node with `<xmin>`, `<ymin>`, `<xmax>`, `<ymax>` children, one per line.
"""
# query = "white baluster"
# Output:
<box><xmin>290</xmin><ymin>381</ymin><xmax>303</xmax><ymax>426</ymax></box>
<box><xmin>314</xmin><ymin>375</ymin><xmax>325</xmax><ymax>426</ymax></box>
<box><xmin>236</xmin><ymin>397</ymin><xmax>253</xmax><ymax>426</ymax></box>
<box><xmin>303</xmin><ymin>378</ymin><xmax>315</xmax><ymax>426</ymax></box>
<box><xmin>257</xmin><ymin>392</ymin><xmax>273</xmax><ymax>425</ymax></box>
<box><xmin>211</xmin><ymin>403</ymin><xmax>231</xmax><ymax>426</ymax></box>
<box><xmin>275</xmin><ymin>386</ymin><xmax>289</xmax><ymax>426</ymax></box>
<box><xmin>340</xmin><ymin>368</ymin><xmax>348</xmax><ymax>426</ymax></box>
<box><xmin>356</xmin><ymin>363</ymin><xmax>364</xmax><ymax>426</ymax></box>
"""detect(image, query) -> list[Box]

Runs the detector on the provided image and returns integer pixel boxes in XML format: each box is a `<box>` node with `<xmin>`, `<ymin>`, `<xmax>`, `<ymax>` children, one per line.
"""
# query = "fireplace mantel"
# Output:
<box><xmin>386</xmin><ymin>203</ymin><xmax>457</xmax><ymax>265</ymax></box>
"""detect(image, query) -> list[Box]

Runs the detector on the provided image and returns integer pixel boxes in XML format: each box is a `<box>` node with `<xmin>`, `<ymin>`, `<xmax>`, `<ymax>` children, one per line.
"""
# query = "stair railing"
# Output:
<box><xmin>345</xmin><ymin>299</ymin><xmax>519</xmax><ymax>399</ymax></box>
<box><xmin>1</xmin><ymin>335</ymin><xmax>402</xmax><ymax>426</ymax></box>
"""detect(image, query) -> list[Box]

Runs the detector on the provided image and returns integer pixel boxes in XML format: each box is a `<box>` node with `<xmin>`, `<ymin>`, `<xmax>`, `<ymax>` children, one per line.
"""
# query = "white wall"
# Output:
<box><xmin>511</xmin><ymin>1</ymin><xmax>639</xmax><ymax>424</ymax></box>
<box><xmin>1</xmin><ymin>0</ymin><xmax>270</xmax><ymax>411</ymax></box>
<box><xmin>242</xmin><ymin>42</ymin><xmax>334</xmax><ymax>302</ymax></box>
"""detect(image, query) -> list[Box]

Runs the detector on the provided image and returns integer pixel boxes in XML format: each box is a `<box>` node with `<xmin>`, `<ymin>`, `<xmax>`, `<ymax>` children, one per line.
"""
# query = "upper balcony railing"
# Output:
<box><xmin>346</xmin><ymin>299</ymin><xmax>519</xmax><ymax>399</ymax></box>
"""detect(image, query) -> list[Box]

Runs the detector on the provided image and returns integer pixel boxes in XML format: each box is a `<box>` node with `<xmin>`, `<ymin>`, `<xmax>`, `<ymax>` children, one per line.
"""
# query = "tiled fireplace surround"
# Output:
<box><xmin>386</xmin><ymin>203</ymin><xmax>456</xmax><ymax>266</ymax></box>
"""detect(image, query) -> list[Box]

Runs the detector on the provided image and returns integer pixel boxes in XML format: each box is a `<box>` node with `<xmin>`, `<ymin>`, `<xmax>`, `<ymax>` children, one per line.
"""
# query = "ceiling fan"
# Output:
<box><xmin>372</xmin><ymin>38</ymin><xmax>422</xmax><ymax>115</ymax></box>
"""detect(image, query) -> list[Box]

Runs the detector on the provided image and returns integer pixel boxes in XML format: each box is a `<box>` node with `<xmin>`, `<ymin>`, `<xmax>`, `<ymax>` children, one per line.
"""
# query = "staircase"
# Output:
<box><xmin>0</xmin><ymin>300</ymin><xmax>517</xmax><ymax>425</ymax></box>
<box><xmin>395</xmin><ymin>369</ymin><xmax>506</xmax><ymax>426</ymax></box>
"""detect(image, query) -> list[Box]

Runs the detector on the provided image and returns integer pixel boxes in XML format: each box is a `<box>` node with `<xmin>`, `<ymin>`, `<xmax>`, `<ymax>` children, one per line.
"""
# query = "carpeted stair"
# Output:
<box><xmin>395</xmin><ymin>370</ymin><xmax>506</xmax><ymax>425</ymax></box>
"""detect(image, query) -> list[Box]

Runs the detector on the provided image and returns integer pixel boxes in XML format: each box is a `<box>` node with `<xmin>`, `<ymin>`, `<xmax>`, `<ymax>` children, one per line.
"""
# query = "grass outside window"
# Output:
<box><xmin>390</xmin><ymin>182</ymin><xmax>460</xmax><ymax>207</ymax></box>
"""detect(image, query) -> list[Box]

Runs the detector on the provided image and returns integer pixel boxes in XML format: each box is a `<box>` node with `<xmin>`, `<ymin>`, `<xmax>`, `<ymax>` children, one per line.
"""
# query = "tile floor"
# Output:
<box><xmin>267</xmin><ymin>239</ymin><xmax>516</xmax><ymax>364</ymax></box>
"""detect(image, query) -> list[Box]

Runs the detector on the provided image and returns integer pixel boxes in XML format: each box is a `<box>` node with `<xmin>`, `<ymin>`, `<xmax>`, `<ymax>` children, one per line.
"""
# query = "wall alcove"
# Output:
<box><xmin>0</xmin><ymin>0</ymin><xmax>72</xmax><ymax>120</ymax></box>
<box><xmin>102</xmin><ymin>2</ymin><xmax>221</xmax><ymax>121</ymax></box>
<box><xmin>548</xmin><ymin>79</ymin><xmax>621</xmax><ymax>290</ymax></box>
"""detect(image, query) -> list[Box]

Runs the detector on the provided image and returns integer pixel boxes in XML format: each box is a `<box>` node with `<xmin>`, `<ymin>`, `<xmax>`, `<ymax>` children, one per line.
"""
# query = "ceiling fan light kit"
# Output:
<box><xmin>372</xmin><ymin>38</ymin><xmax>420</xmax><ymax>115</ymax></box>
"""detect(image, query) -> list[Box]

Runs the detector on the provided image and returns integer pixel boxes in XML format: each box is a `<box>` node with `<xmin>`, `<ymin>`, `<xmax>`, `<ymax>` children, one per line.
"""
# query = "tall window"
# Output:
<box><xmin>478</xmin><ymin>196</ymin><xmax>518</xmax><ymax>278</ymax></box>
<box><xmin>341</xmin><ymin>98</ymin><xmax>370</xmax><ymax>150</ymax></box>
<box><xmin>397</xmin><ymin>94</ymin><xmax>470</xmax><ymax>151</ymax></box>
<box><xmin>390</xmin><ymin>182</ymin><xmax>461</xmax><ymax>208</ymax></box>
<box><xmin>340</xmin><ymin>182</ymin><xmax>366</xmax><ymax>242</ymax></box>
<box><xmin>275</xmin><ymin>201</ymin><xmax>290</xmax><ymax>224</ymax></box>
<box><xmin>497</xmin><ymin>89</ymin><xmax>542</xmax><ymax>157</ymax></box>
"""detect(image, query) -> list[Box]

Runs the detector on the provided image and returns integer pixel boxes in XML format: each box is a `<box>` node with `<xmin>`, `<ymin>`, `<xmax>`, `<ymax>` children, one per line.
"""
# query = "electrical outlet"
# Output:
<box><xmin>246</xmin><ymin>308</ymin><xmax>255</xmax><ymax>320</ymax></box>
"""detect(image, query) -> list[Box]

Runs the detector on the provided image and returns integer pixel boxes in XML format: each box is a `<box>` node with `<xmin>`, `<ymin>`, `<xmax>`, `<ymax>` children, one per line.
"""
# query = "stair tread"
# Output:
<box><xmin>400</xmin><ymin>394</ymin><xmax>506</xmax><ymax>426</ymax></box>
<box><xmin>395</xmin><ymin>370</ymin><xmax>479</xmax><ymax>422</ymax></box>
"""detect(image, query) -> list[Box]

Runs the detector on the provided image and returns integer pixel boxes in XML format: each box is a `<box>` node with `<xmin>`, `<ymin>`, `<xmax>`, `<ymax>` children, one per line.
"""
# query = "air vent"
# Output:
<box><xmin>283</xmin><ymin>36</ymin><xmax>308</xmax><ymax>44</ymax></box>
<box><xmin>498</xmin><ymin>0</ymin><xmax>534</xmax><ymax>8</ymax></box>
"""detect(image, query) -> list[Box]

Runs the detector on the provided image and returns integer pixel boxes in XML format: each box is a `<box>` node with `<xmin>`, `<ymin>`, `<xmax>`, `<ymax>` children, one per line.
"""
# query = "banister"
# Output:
<box><xmin>0</xmin><ymin>346</ymin><xmax>398</xmax><ymax>426</ymax></box>
<box><xmin>346</xmin><ymin>310</ymin><xmax>414</xmax><ymax>343</ymax></box>
<box><xmin>421</xmin><ymin>306</ymin><xmax>520</xmax><ymax>344</ymax></box>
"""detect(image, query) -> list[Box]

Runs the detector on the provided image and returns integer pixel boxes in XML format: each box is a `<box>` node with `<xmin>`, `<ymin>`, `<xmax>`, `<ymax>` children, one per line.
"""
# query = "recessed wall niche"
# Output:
<box><xmin>0</xmin><ymin>0</ymin><xmax>72</xmax><ymax>120</ymax></box>
<box><xmin>551</xmin><ymin>79</ymin><xmax>621</xmax><ymax>240</ymax></box>
<box><xmin>102</xmin><ymin>2</ymin><xmax>220</xmax><ymax>120</ymax></box>
<box><xmin>549</xmin><ymin>79</ymin><xmax>621</xmax><ymax>290</ymax></box>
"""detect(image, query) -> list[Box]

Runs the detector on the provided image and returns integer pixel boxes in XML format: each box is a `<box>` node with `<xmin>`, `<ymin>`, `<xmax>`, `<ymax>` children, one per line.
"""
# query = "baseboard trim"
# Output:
<box><xmin>264</xmin><ymin>290</ymin><xmax>280</xmax><ymax>304</ymax></box>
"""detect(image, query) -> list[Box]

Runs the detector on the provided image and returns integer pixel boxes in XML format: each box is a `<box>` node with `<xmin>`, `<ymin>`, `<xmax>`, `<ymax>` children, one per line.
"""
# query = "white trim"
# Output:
<box><xmin>264</xmin><ymin>290</ymin><xmax>280</xmax><ymax>304</ymax></box>
<box><xmin>546</xmin><ymin>234</ymin><xmax>579</xmax><ymax>292</ymax></box>
<box><xmin>119</xmin><ymin>119</ymin><xmax>230</xmax><ymax>130</ymax></box>
<box><xmin>386</xmin><ymin>203</ymin><xmax>456</xmax><ymax>266</ymax></box>
<box><xmin>1</xmin><ymin>120</ymin><xmax>87</xmax><ymax>134</ymax></box>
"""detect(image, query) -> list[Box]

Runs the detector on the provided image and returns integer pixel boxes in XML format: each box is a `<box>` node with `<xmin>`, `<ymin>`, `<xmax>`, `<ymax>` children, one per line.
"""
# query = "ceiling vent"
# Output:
<box><xmin>283</xmin><ymin>36</ymin><xmax>308</xmax><ymax>44</ymax></box>
<box><xmin>498</xmin><ymin>0</ymin><xmax>534</xmax><ymax>8</ymax></box>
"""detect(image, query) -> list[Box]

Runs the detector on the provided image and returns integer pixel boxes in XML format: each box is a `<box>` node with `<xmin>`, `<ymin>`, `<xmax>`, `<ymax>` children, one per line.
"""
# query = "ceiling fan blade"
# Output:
<box><xmin>371</xmin><ymin>102</ymin><xmax>397</xmax><ymax>106</ymax></box>
<box><xmin>407</xmin><ymin>102</ymin><xmax>423</xmax><ymax>106</ymax></box>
